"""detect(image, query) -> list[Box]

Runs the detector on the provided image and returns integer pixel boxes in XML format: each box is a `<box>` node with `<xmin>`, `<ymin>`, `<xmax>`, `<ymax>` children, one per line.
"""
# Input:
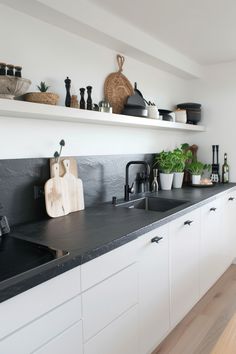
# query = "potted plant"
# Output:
<box><xmin>186</xmin><ymin>160</ymin><xmax>210</xmax><ymax>185</ymax></box>
<box><xmin>172</xmin><ymin>144</ymin><xmax>192</xmax><ymax>188</ymax></box>
<box><xmin>154</xmin><ymin>150</ymin><xmax>175</xmax><ymax>190</ymax></box>
<box><xmin>24</xmin><ymin>81</ymin><xmax>59</xmax><ymax>105</ymax></box>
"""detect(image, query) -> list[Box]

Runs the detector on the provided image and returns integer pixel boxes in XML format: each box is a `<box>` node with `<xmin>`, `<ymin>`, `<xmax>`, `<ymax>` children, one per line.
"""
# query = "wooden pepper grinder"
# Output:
<box><xmin>86</xmin><ymin>86</ymin><xmax>93</xmax><ymax>110</ymax></box>
<box><xmin>79</xmin><ymin>88</ymin><xmax>85</xmax><ymax>109</ymax></box>
<box><xmin>64</xmin><ymin>76</ymin><xmax>71</xmax><ymax>107</ymax></box>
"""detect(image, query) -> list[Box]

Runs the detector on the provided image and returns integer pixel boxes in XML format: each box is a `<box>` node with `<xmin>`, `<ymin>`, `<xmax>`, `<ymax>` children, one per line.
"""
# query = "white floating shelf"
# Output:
<box><xmin>0</xmin><ymin>99</ymin><xmax>205</xmax><ymax>132</ymax></box>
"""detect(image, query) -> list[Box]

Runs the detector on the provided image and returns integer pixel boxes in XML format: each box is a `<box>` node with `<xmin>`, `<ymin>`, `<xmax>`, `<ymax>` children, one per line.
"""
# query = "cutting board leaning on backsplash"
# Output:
<box><xmin>45</xmin><ymin>158</ymin><xmax>84</xmax><ymax>218</ymax></box>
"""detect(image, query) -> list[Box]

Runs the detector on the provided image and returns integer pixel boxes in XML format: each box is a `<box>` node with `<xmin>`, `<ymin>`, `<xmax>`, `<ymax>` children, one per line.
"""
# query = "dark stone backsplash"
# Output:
<box><xmin>0</xmin><ymin>154</ymin><xmax>154</xmax><ymax>226</ymax></box>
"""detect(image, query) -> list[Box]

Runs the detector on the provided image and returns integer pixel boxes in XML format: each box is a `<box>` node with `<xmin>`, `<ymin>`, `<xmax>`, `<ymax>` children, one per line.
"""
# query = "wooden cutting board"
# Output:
<box><xmin>62</xmin><ymin>159</ymin><xmax>85</xmax><ymax>212</ymax></box>
<box><xmin>50</xmin><ymin>157</ymin><xmax>78</xmax><ymax>178</ymax></box>
<box><xmin>44</xmin><ymin>163</ymin><xmax>70</xmax><ymax>218</ymax></box>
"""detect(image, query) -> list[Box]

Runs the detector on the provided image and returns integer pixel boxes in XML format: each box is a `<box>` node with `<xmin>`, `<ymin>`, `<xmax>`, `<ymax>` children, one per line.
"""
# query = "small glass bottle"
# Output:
<box><xmin>0</xmin><ymin>63</ymin><xmax>6</xmax><ymax>76</ymax></box>
<box><xmin>151</xmin><ymin>169</ymin><xmax>159</xmax><ymax>192</ymax></box>
<box><xmin>222</xmin><ymin>153</ymin><xmax>229</xmax><ymax>183</ymax></box>
<box><xmin>15</xmin><ymin>66</ymin><xmax>22</xmax><ymax>78</ymax></box>
<box><xmin>6</xmin><ymin>64</ymin><xmax>14</xmax><ymax>76</ymax></box>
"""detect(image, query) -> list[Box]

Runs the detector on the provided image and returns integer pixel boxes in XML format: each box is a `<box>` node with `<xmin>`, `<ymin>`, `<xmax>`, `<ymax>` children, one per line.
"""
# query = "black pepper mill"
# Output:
<box><xmin>79</xmin><ymin>88</ymin><xmax>85</xmax><ymax>109</ymax></box>
<box><xmin>86</xmin><ymin>86</ymin><xmax>93</xmax><ymax>110</ymax></box>
<box><xmin>64</xmin><ymin>76</ymin><xmax>71</xmax><ymax>107</ymax></box>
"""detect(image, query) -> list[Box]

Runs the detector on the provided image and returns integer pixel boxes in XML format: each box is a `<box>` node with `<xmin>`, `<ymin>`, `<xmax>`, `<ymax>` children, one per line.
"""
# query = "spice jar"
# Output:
<box><xmin>15</xmin><ymin>66</ymin><xmax>22</xmax><ymax>78</ymax></box>
<box><xmin>0</xmin><ymin>63</ymin><xmax>6</xmax><ymax>76</ymax></box>
<box><xmin>6</xmin><ymin>64</ymin><xmax>14</xmax><ymax>76</ymax></box>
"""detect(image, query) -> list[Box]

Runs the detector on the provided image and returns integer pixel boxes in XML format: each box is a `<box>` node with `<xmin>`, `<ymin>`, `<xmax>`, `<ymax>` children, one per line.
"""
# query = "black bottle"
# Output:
<box><xmin>86</xmin><ymin>86</ymin><xmax>93</xmax><ymax>110</ymax></box>
<box><xmin>79</xmin><ymin>88</ymin><xmax>85</xmax><ymax>109</ymax></box>
<box><xmin>64</xmin><ymin>77</ymin><xmax>71</xmax><ymax>107</ymax></box>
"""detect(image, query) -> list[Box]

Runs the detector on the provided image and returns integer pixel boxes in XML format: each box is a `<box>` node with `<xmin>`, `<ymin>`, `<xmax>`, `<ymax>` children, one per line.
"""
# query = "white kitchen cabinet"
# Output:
<box><xmin>33</xmin><ymin>321</ymin><xmax>83</xmax><ymax>354</ymax></box>
<box><xmin>200</xmin><ymin>197</ymin><xmax>226</xmax><ymax>296</ymax></box>
<box><xmin>84</xmin><ymin>305</ymin><xmax>139</xmax><ymax>354</ymax></box>
<box><xmin>223</xmin><ymin>189</ymin><xmax>236</xmax><ymax>263</ymax></box>
<box><xmin>170</xmin><ymin>209</ymin><xmax>201</xmax><ymax>327</ymax></box>
<box><xmin>138</xmin><ymin>224</ymin><xmax>170</xmax><ymax>354</ymax></box>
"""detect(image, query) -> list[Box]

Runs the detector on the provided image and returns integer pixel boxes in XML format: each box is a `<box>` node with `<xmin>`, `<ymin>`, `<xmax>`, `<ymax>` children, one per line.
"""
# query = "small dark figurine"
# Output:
<box><xmin>79</xmin><ymin>88</ymin><xmax>85</xmax><ymax>109</ymax></box>
<box><xmin>86</xmin><ymin>86</ymin><xmax>93</xmax><ymax>110</ymax></box>
<box><xmin>64</xmin><ymin>77</ymin><xmax>71</xmax><ymax>107</ymax></box>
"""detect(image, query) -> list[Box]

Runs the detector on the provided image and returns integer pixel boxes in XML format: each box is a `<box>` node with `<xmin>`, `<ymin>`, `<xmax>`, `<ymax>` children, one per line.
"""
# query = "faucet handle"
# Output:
<box><xmin>129</xmin><ymin>182</ymin><xmax>134</xmax><ymax>194</ymax></box>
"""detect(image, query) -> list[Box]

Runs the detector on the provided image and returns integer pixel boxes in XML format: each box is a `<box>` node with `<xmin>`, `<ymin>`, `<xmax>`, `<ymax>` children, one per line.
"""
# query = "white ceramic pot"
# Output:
<box><xmin>173</xmin><ymin>172</ymin><xmax>184</xmax><ymax>189</ymax></box>
<box><xmin>148</xmin><ymin>106</ymin><xmax>160</xmax><ymax>119</ymax></box>
<box><xmin>160</xmin><ymin>173</ymin><xmax>173</xmax><ymax>190</ymax></box>
<box><xmin>192</xmin><ymin>174</ymin><xmax>201</xmax><ymax>185</ymax></box>
<box><xmin>175</xmin><ymin>109</ymin><xmax>187</xmax><ymax>123</ymax></box>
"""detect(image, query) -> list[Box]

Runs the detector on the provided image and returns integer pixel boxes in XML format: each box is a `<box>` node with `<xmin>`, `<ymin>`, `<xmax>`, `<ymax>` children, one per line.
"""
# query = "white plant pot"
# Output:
<box><xmin>192</xmin><ymin>174</ymin><xmax>201</xmax><ymax>185</ymax></box>
<box><xmin>160</xmin><ymin>173</ymin><xmax>173</xmax><ymax>190</ymax></box>
<box><xmin>173</xmin><ymin>172</ymin><xmax>184</xmax><ymax>189</ymax></box>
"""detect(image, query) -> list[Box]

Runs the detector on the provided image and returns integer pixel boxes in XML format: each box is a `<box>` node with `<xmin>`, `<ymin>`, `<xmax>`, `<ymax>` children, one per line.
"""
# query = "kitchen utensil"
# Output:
<box><xmin>122</xmin><ymin>82</ymin><xmax>148</xmax><ymax>117</ymax></box>
<box><xmin>211</xmin><ymin>145</ymin><xmax>220</xmax><ymax>183</ymax></box>
<box><xmin>50</xmin><ymin>157</ymin><xmax>78</xmax><ymax>178</ymax></box>
<box><xmin>62</xmin><ymin>159</ymin><xmax>84</xmax><ymax>212</ymax></box>
<box><xmin>44</xmin><ymin>163</ymin><xmax>70</xmax><ymax>218</ymax></box>
<box><xmin>104</xmin><ymin>55</ymin><xmax>134</xmax><ymax>114</ymax></box>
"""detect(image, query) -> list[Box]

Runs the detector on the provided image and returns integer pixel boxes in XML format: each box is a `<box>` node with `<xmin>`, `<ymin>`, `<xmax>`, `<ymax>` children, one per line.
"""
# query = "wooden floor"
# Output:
<box><xmin>154</xmin><ymin>265</ymin><xmax>236</xmax><ymax>354</ymax></box>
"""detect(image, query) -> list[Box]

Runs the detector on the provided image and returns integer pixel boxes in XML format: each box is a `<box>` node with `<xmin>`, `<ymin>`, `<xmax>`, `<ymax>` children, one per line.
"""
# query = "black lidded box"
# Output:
<box><xmin>177</xmin><ymin>102</ymin><xmax>201</xmax><ymax>125</ymax></box>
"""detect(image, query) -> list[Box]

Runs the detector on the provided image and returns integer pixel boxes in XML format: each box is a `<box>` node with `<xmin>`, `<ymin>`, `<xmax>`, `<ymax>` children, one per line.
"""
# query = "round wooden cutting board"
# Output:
<box><xmin>104</xmin><ymin>55</ymin><xmax>134</xmax><ymax>114</ymax></box>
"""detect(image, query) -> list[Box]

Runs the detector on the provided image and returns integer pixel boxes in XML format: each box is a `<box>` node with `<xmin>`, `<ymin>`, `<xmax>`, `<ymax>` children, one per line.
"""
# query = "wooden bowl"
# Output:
<box><xmin>24</xmin><ymin>92</ymin><xmax>59</xmax><ymax>105</ymax></box>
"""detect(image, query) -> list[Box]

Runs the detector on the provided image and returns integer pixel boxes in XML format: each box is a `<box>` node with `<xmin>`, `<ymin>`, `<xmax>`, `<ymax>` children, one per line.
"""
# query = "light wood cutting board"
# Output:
<box><xmin>50</xmin><ymin>157</ymin><xmax>78</xmax><ymax>178</ymax></box>
<box><xmin>62</xmin><ymin>159</ymin><xmax>85</xmax><ymax>212</ymax></box>
<box><xmin>44</xmin><ymin>163</ymin><xmax>70</xmax><ymax>218</ymax></box>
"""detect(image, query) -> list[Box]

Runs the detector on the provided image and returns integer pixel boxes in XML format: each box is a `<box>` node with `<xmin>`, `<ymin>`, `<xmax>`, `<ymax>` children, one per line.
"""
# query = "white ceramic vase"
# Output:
<box><xmin>160</xmin><ymin>173</ymin><xmax>173</xmax><ymax>190</ymax></box>
<box><xmin>173</xmin><ymin>172</ymin><xmax>184</xmax><ymax>189</ymax></box>
<box><xmin>192</xmin><ymin>174</ymin><xmax>201</xmax><ymax>185</ymax></box>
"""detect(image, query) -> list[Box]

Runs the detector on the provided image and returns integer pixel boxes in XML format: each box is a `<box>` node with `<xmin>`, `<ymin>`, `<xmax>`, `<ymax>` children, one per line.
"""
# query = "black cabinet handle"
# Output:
<box><xmin>228</xmin><ymin>197</ymin><xmax>235</xmax><ymax>201</ymax></box>
<box><xmin>184</xmin><ymin>220</ymin><xmax>194</xmax><ymax>226</ymax></box>
<box><xmin>151</xmin><ymin>236</ymin><xmax>163</xmax><ymax>243</ymax></box>
<box><xmin>210</xmin><ymin>207</ymin><xmax>217</xmax><ymax>212</ymax></box>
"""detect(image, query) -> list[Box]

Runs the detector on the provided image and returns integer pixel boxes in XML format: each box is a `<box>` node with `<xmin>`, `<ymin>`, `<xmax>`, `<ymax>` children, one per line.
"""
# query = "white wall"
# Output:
<box><xmin>187</xmin><ymin>61</ymin><xmax>236</xmax><ymax>181</ymax></box>
<box><xmin>0</xmin><ymin>5</ymin><xmax>198</xmax><ymax>159</ymax></box>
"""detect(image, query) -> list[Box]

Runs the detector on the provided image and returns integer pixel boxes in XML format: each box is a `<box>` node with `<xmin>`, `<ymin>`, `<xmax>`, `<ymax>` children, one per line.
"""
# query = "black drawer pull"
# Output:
<box><xmin>229</xmin><ymin>197</ymin><xmax>235</xmax><ymax>201</ymax></box>
<box><xmin>210</xmin><ymin>207</ymin><xmax>217</xmax><ymax>212</ymax></box>
<box><xmin>151</xmin><ymin>236</ymin><xmax>163</xmax><ymax>243</ymax></box>
<box><xmin>184</xmin><ymin>220</ymin><xmax>194</xmax><ymax>226</ymax></box>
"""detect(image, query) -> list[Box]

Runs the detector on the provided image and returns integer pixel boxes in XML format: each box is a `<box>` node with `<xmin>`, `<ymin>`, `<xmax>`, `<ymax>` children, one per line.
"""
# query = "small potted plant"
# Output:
<box><xmin>172</xmin><ymin>144</ymin><xmax>192</xmax><ymax>188</ymax></box>
<box><xmin>186</xmin><ymin>160</ymin><xmax>210</xmax><ymax>185</ymax></box>
<box><xmin>154</xmin><ymin>150</ymin><xmax>175</xmax><ymax>190</ymax></box>
<box><xmin>24</xmin><ymin>81</ymin><xmax>59</xmax><ymax>105</ymax></box>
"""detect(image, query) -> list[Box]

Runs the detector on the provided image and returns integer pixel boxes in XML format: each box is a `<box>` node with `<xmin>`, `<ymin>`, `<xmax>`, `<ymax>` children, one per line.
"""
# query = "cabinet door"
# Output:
<box><xmin>223</xmin><ymin>189</ymin><xmax>236</xmax><ymax>263</ymax></box>
<box><xmin>138</xmin><ymin>224</ymin><xmax>170</xmax><ymax>354</ymax></box>
<box><xmin>170</xmin><ymin>209</ymin><xmax>200</xmax><ymax>327</ymax></box>
<box><xmin>84</xmin><ymin>305</ymin><xmax>139</xmax><ymax>354</ymax></box>
<box><xmin>200</xmin><ymin>197</ymin><xmax>225</xmax><ymax>296</ymax></box>
<box><xmin>34</xmin><ymin>321</ymin><xmax>83</xmax><ymax>354</ymax></box>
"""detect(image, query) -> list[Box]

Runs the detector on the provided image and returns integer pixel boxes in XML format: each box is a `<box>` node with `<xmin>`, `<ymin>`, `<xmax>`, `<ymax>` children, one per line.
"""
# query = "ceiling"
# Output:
<box><xmin>89</xmin><ymin>0</ymin><xmax>236</xmax><ymax>65</ymax></box>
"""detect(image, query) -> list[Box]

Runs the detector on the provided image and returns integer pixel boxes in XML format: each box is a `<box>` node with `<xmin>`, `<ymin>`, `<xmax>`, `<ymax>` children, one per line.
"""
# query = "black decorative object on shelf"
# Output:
<box><xmin>0</xmin><ymin>63</ymin><xmax>6</xmax><ymax>76</ymax></box>
<box><xmin>79</xmin><ymin>88</ymin><xmax>85</xmax><ymax>109</ymax></box>
<box><xmin>64</xmin><ymin>76</ymin><xmax>71</xmax><ymax>107</ymax></box>
<box><xmin>6</xmin><ymin>64</ymin><xmax>14</xmax><ymax>76</ymax></box>
<box><xmin>15</xmin><ymin>66</ymin><xmax>22</xmax><ymax>78</ymax></box>
<box><xmin>86</xmin><ymin>86</ymin><xmax>93</xmax><ymax>110</ymax></box>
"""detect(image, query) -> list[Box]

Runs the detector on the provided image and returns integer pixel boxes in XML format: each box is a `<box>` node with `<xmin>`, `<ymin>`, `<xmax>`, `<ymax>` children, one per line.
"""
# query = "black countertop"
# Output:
<box><xmin>1</xmin><ymin>183</ymin><xmax>235</xmax><ymax>303</ymax></box>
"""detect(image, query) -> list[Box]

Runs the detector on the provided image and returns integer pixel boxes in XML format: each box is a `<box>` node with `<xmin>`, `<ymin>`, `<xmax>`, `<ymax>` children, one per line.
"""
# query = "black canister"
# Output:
<box><xmin>15</xmin><ymin>66</ymin><xmax>22</xmax><ymax>78</ymax></box>
<box><xmin>0</xmin><ymin>63</ymin><xmax>6</xmax><ymax>76</ymax></box>
<box><xmin>6</xmin><ymin>64</ymin><xmax>14</xmax><ymax>76</ymax></box>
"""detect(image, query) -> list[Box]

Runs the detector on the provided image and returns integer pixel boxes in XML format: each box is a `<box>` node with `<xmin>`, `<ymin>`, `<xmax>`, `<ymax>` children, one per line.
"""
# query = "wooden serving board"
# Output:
<box><xmin>44</xmin><ymin>163</ymin><xmax>70</xmax><ymax>218</ymax></box>
<box><xmin>62</xmin><ymin>159</ymin><xmax>84</xmax><ymax>213</ymax></box>
<box><xmin>50</xmin><ymin>157</ymin><xmax>78</xmax><ymax>178</ymax></box>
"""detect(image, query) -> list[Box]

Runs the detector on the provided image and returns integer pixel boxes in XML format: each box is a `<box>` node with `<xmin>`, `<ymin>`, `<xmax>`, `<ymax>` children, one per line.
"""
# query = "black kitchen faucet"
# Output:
<box><xmin>124</xmin><ymin>161</ymin><xmax>150</xmax><ymax>201</ymax></box>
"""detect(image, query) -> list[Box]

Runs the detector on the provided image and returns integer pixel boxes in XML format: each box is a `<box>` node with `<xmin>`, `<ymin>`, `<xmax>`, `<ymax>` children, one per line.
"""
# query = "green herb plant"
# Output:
<box><xmin>37</xmin><ymin>81</ymin><xmax>50</xmax><ymax>92</ymax></box>
<box><xmin>186</xmin><ymin>160</ymin><xmax>211</xmax><ymax>175</ymax></box>
<box><xmin>154</xmin><ymin>150</ymin><xmax>176</xmax><ymax>174</ymax></box>
<box><xmin>172</xmin><ymin>144</ymin><xmax>193</xmax><ymax>173</ymax></box>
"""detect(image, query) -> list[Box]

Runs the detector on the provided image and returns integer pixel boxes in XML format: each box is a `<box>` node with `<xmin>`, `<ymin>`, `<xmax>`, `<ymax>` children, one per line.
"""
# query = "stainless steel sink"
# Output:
<box><xmin>0</xmin><ymin>236</ymin><xmax>69</xmax><ymax>283</ymax></box>
<box><xmin>117</xmin><ymin>197</ymin><xmax>189</xmax><ymax>212</ymax></box>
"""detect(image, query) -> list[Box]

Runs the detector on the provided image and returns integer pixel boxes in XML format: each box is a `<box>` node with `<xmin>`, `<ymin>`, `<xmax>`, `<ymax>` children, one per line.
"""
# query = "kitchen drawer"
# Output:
<box><xmin>0</xmin><ymin>295</ymin><xmax>81</xmax><ymax>354</ymax></box>
<box><xmin>34</xmin><ymin>321</ymin><xmax>83</xmax><ymax>354</ymax></box>
<box><xmin>83</xmin><ymin>262</ymin><xmax>138</xmax><ymax>341</ymax></box>
<box><xmin>0</xmin><ymin>265</ymin><xmax>81</xmax><ymax>340</ymax></box>
<box><xmin>84</xmin><ymin>305</ymin><xmax>139</xmax><ymax>354</ymax></box>
<box><xmin>81</xmin><ymin>239</ymin><xmax>138</xmax><ymax>291</ymax></box>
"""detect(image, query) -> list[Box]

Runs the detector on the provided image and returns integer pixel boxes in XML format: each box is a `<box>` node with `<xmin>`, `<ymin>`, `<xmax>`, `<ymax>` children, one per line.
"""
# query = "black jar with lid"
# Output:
<box><xmin>15</xmin><ymin>66</ymin><xmax>22</xmax><ymax>78</ymax></box>
<box><xmin>0</xmin><ymin>63</ymin><xmax>6</xmax><ymax>76</ymax></box>
<box><xmin>6</xmin><ymin>64</ymin><xmax>14</xmax><ymax>76</ymax></box>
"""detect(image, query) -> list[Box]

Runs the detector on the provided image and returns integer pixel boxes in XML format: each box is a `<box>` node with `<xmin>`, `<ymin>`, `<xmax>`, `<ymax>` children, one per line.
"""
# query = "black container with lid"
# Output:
<box><xmin>0</xmin><ymin>63</ymin><xmax>6</xmax><ymax>76</ymax></box>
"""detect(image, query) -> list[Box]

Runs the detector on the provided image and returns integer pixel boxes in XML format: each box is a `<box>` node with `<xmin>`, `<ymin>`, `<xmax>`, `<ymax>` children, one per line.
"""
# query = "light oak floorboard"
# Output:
<box><xmin>154</xmin><ymin>265</ymin><xmax>236</xmax><ymax>354</ymax></box>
